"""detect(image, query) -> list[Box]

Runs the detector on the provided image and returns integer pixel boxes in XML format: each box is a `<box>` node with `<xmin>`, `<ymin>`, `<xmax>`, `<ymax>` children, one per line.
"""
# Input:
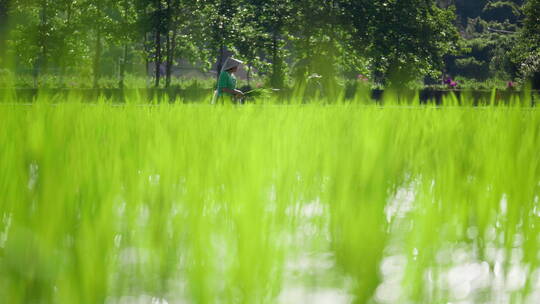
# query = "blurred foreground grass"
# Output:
<box><xmin>1</xmin><ymin>98</ymin><xmax>540</xmax><ymax>304</ymax></box>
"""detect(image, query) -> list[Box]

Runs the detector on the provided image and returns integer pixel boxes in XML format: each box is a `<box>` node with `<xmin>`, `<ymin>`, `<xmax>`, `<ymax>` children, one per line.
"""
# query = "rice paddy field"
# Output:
<box><xmin>1</xmin><ymin>92</ymin><xmax>540</xmax><ymax>304</ymax></box>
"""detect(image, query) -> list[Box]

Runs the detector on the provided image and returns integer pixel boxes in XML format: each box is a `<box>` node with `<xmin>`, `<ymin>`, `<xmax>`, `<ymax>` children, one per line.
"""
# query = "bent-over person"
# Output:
<box><xmin>216</xmin><ymin>58</ymin><xmax>244</xmax><ymax>103</ymax></box>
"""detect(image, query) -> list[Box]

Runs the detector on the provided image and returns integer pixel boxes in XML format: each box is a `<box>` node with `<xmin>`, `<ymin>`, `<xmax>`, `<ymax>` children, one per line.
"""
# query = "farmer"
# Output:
<box><xmin>216</xmin><ymin>57</ymin><xmax>245</xmax><ymax>101</ymax></box>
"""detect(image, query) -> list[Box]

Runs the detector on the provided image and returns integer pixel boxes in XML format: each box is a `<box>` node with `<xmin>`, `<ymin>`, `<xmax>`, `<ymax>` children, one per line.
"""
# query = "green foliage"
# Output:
<box><xmin>198</xmin><ymin>0</ymin><xmax>242</xmax><ymax>70</ymax></box>
<box><xmin>246</xmin><ymin>0</ymin><xmax>295</xmax><ymax>88</ymax></box>
<box><xmin>1</xmin><ymin>0</ymin><xmax>538</xmax><ymax>89</ymax></box>
<box><xmin>522</xmin><ymin>0</ymin><xmax>540</xmax><ymax>42</ymax></box>
<box><xmin>482</xmin><ymin>1</ymin><xmax>522</xmax><ymax>22</ymax></box>
<box><xmin>342</xmin><ymin>0</ymin><xmax>460</xmax><ymax>85</ymax></box>
<box><xmin>446</xmin><ymin>1</ymin><xmax>523</xmax><ymax>82</ymax></box>
<box><xmin>0</xmin><ymin>0</ymin><xmax>9</xmax><ymax>67</ymax></box>
<box><xmin>454</xmin><ymin>0</ymin><xmax>490</xmax><ymax>23</ymax></box>
<box><xmin>513</xmin><ymin>0</ymin><xmax>540</xmax><ymax>84</ymax></box>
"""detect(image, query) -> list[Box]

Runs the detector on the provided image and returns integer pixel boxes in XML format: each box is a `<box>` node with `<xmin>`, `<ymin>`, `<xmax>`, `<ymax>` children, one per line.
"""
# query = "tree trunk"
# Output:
<box><xmin>164</xmin><ymin>0</ymin><xmax>172</xmax><ymax>88</ymax></box>
<box><xmin>144</xmin><ymin>33</ymin><xmax>150</xmax><ymax>86</ymax></box>
<box><xmin>60</xmin><ymin>2</ymin><xmax>74</xmax><ymax>86</ymax></box>
<box><xmin>119</xmin><ymin>44</ymin><xmax>128</xmax><ymax>88</ymax></box>
<box><xmin>217</xmin><ymin>43</ymin><xmax>224</xmax><ymax>82</ymax></box>
<box><xmin>35</xmin><ymin>0</ymin><xmax>49</xmax><ymax>88</ymax></box>
<box><xmin>247</xmin><ymin>63</ymin><xmax>252</xmax><ymax>87</ymax></box>
<box><xmin>93</xmin><ymin>0</ymin><xmax>103</xmax><ymax>88</ymax></box>
<box><xmin>0</xmin><ymin>0</ymin><xmax>10</xmax><ymax>69</ymax></box>
<box><xmin>165</xmin><ymin>40</ymin><xmax>171</xmax><ymax>88</ymax></box>
<box><xmin>119</xmin><ymin>0</ymin><xmax>129</xmax><ymax>89</ymax></box>
<box><xmin>165</xmin><ymin>28</ymin><xmax>177</xmax><ymax>88</ymax></box>
<box><xmin>270</xmin><ymin>32</ymin><xmax>283</xmax><ymax>89</ymax></box>
<box><xmin>155</xmin><ymin>30</ymin><xmax>162</xmax><ymax>88</ymax></box>
<box><xmin>165</xmin><ymin>31</ymin><xmax>171</xmax><ymax>88</ymax></box>
<box><xmin>93</xmin><ymin>27</ymin><xmax>102</xmax><ymax>88</ymax></box>
<box><xmin>154</xmin><ymin>0</ymin><xmax>163</xmax><ymax>89</ymax></box>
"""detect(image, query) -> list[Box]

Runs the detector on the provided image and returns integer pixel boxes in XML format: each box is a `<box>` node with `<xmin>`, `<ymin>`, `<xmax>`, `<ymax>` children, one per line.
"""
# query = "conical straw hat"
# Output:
<box><xmin>223</xmin><ymin>57</ymin><xmax>243</xmax><ymax>71</ymax></box>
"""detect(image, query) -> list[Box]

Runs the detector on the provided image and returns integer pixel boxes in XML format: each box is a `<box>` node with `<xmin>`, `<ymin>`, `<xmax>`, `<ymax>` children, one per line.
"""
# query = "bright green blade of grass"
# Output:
<box><xmin>0</xmin><ymin>95</ymin><xmax>539</xmax><ymax>304</ymax></box>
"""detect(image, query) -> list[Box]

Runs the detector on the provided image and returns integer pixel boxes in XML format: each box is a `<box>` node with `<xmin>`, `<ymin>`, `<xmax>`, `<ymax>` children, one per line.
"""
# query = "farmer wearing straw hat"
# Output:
<box><xmin>216</xmin><ymin>57</ymin><xmax>245</xmax><ymax>100</ymax></box>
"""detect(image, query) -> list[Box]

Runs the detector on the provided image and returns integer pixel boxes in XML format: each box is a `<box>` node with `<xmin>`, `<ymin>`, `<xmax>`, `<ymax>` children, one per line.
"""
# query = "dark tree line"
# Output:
<box><xmin>0</xmin><ymin>0</ymin><xmax>539</xmax><ymax>89</ymax></box>
<box><xmin>436</xmin><ymin>0</ymin><xmax>540</xmax><ymax>84</ymax></box>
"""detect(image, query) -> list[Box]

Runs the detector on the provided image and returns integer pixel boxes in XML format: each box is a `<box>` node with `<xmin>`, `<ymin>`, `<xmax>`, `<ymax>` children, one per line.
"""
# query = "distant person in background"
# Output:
<box><xmin>216</xmin><ymin>57</ymin><xmax>244</xmax><ymax>102</ymax></box>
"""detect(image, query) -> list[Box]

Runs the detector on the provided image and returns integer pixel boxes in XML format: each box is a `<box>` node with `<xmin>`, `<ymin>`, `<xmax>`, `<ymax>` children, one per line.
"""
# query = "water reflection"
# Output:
<box><xmin>282</xmin><ymin>199</ymin><xmax>354</xmax><ymax>303</ymax></box>
<box><xmin>375</xmin><ymin>184</ymin><xmax>539</xmax><ymax>304</ymax></box>
<box><xmin>18</xmin><ymin>174</ymin><xmax>538</xmax><ymax>304</ymax></box>
<box><xmin>278</xmin><ymin>287</ymin><xmax>352</xmax><ymax>304</ymax></box>
<box><xmin>105</xmin><ymin>189</ymin><xmax>540</xmax><ymax>304</ymax></box>
<box><xmin>106</xmin><ymin>296</ymin><xmax>171</xmax><ymax>304</ymax></box>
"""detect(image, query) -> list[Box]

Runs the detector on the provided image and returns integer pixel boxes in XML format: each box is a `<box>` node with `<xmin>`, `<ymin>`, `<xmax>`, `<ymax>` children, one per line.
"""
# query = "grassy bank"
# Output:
<box><xmin>1</xmin><ymin>98</ymin><xmax>540</xmax><ymax>303</ymax></box>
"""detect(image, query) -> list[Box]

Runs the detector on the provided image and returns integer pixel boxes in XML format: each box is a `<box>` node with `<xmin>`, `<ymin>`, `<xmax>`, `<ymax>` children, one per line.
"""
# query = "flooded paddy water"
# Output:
<box><xmin>1</xmin><ymin>102</ymin><xmax>539</xmax><ymax>303</ymax></box>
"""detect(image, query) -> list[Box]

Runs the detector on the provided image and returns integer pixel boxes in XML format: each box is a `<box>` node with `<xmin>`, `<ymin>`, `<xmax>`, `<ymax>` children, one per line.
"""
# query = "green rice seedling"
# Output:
<box><xmin>0</xmin><ymin>92</ymin><xmax>539</xmax><ymax>304</ymax></box>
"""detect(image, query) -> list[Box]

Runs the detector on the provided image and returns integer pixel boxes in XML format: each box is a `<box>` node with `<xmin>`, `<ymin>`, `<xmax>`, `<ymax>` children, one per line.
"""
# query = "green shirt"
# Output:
<box><xmin>217</xmin><ymin>71</ymin><xmax>237</xmax><ymax>97</ymax></box>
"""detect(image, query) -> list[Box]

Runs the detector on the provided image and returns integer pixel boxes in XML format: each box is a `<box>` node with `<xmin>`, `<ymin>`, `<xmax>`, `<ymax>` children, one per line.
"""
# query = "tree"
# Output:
<box><xmin>132</xmin><ymin>0</ymin><xmax>168</xmax><ymax>87</ymax></box>
<box><xmin>245</xmin><ymin>0</ymin><xmax>295</xmax><ymax>88</ymax></box>
<box><xmin>0</xmin><ymin>0</ymin><xmax>10</xmax><ymax>68</ymax></box>
<box><xmin>289</xmin><ymin>0</ymin><xmax>364</xmax><ymax>93</ymax></box>
<box><xmin>515</xmin><ymin>0</ymin><xmax>540</xmax><ymax>87</ymax></box>
<box><xmin>7</xmin><ymin>0</ymin><xmax>68</xmax><ymax>86</ymax></box>
<box><xmin>342</xmin><ymin>0</ymin><xmax>459</xmax><ymax>85</ymax></box>
<box><xmin>454</xmin><ymin>0</ymin><xmax>490</xmax><ymax>25</ymax></box>
<box><xmin>10</xmin><ymin>0</ymin><xmax>531</xmax><ymax>89</ymax></box>
<box><xmin>444</xmin><ymin>1</ymin><xmax>523</xmax><ymax>81</ymax></box>
<box><xmin>78</xmin><ymin>0</ymin><xmax>120</xmax><ymax>88</ymax></box>
<box><xmin>113</xmin><ymin>0</ymin><xmax>140</xmax><ymax>88</ymax></box>
<box><xmin>233</xmin><ymin>1</ymin><xmax>265</xmax><ymax>87</ymax></box>
<box><xmin>162</xmin><ymin>0</ymin><xmax>203</xmax><ymax>87</ymax></box>
<box><xmin>153</xmin><ymin>0</ymin><xmax>164</xmax><ymax>87</ymax></box>
<box><xmin>163</xmin><ymin>0</ymin><xmax>176</xmax><ymax>87</ymax></box>
<box><xmin>289</xmin><ymin>0</ymin><xmax>337</xmax><ymax>81</ymax></box>
<box><xmin>196</xmin><ymin>0</ymin><xmax>241</xmax><ymax>82</ymax></box>
<box><xmin>521</xmin><ymin>0</ymin><xmax>540</xmax><ymax>53</ymax></box>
